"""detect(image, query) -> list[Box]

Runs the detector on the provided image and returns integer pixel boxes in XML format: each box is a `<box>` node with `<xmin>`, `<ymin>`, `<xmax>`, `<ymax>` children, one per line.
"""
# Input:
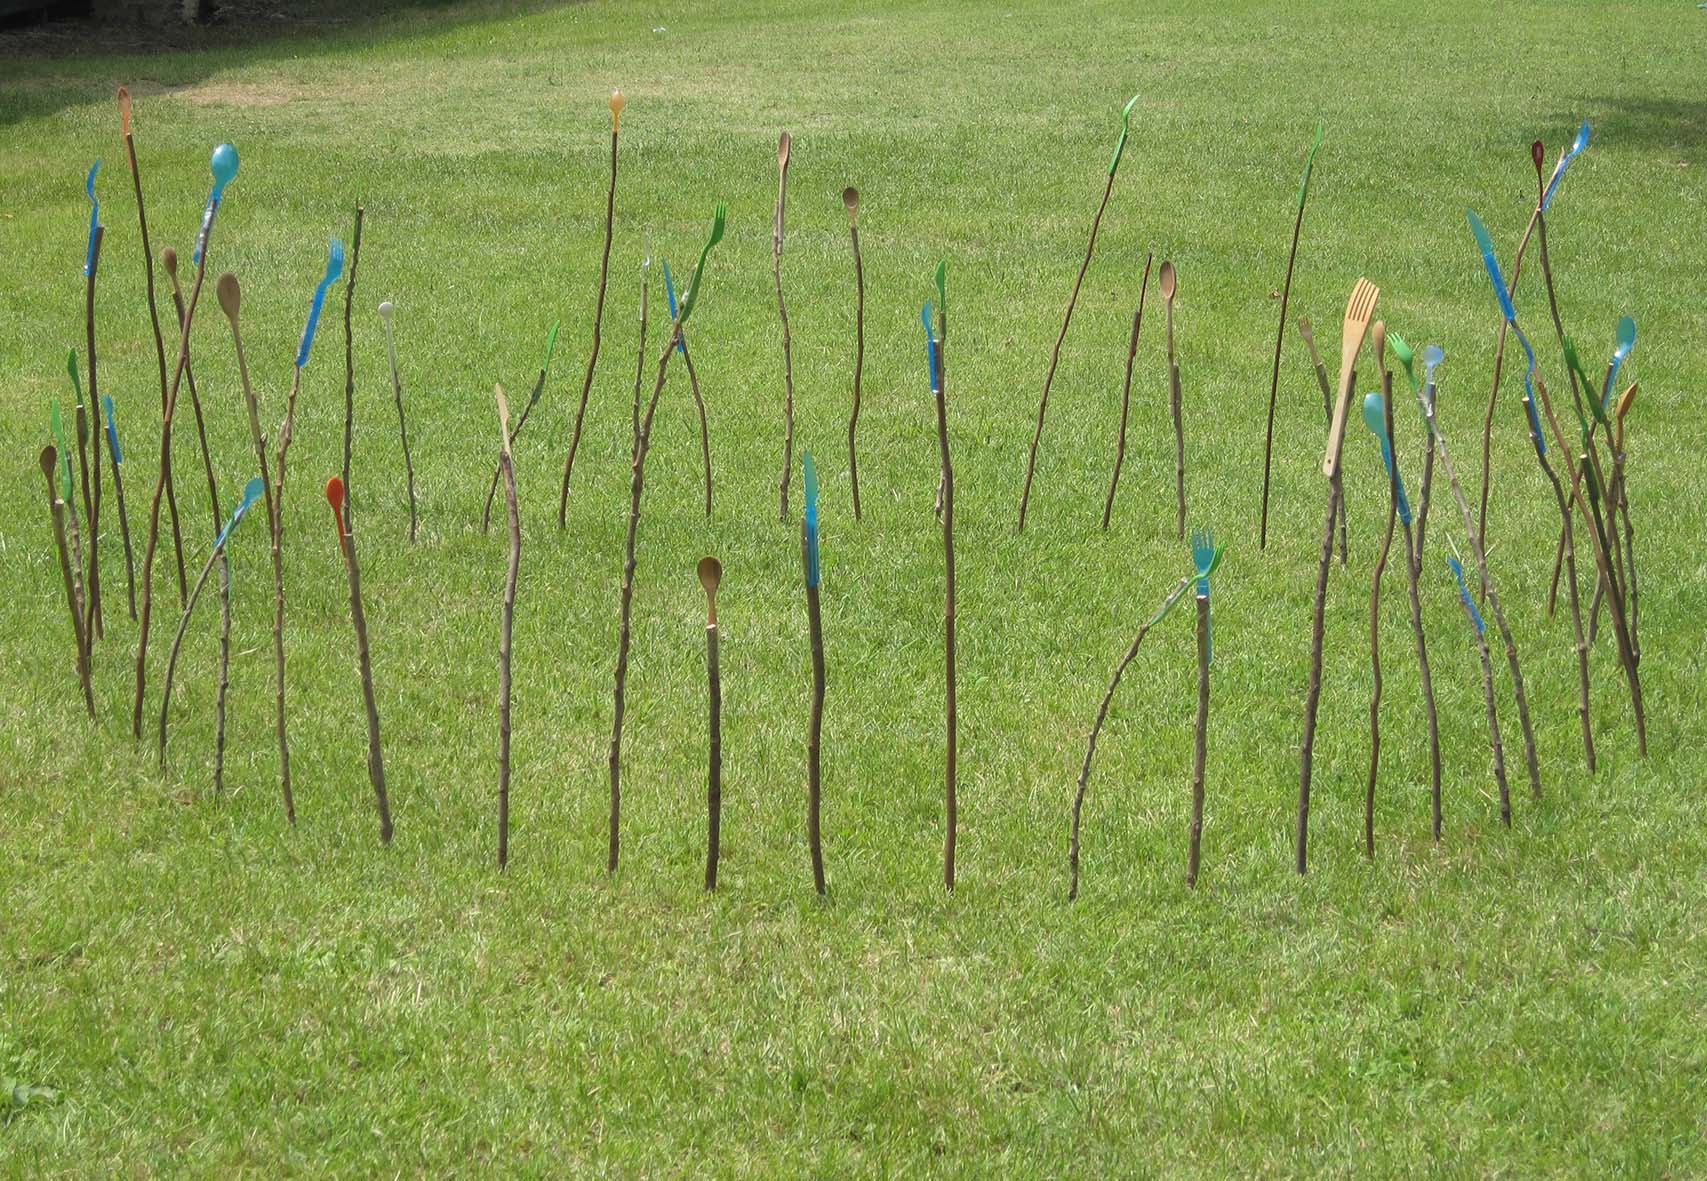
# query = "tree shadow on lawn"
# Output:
<box><xmin>0</xmin><ymin>0</ymin><xmax>582</xmax><ymax>125</ymax></box>
<box><xmin>1545</xmin><ymin>96</ymin><xmax>1707</xmax><ymax>158</ymax></box>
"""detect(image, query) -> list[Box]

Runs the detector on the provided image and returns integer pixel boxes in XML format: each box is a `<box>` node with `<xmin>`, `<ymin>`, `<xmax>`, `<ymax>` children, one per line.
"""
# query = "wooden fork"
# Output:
<box><xmin>1321</xmin><ymin>277</ymin><xmax>1380</xmax><ymax>478</ymax></box>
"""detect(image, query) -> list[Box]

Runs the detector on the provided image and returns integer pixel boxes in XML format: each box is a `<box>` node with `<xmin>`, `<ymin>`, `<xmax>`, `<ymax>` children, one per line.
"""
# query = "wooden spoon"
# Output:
<box><xmin>842</xmin><ymin>185</ymin><xmax>859</xmax><ymax>225</ymax></box>
<box><xmin>698</xmin><ymin>555</ymin><xmax>722</xmax><ymax>627</ymax></box>
<box><xmin>1159</xmin><ymin>260</ymin><xmax>1177</xmax><ymax>361</ymax></box>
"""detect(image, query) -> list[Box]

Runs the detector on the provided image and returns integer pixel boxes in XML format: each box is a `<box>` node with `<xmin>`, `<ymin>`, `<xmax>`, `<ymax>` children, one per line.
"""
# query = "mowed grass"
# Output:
<box><xmin>2</xmin><ymin>0</ymin><xmax>1705</xmax><ymax>1173</ymax></box>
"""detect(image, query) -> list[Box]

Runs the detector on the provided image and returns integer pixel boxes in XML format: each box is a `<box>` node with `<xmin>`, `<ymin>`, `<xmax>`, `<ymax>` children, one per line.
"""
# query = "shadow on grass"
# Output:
<box><xmin>1547</xmin><ymin>96</ymin><xmax>1707</xmax><ymax>156</ymax></box>
<box><xmin>0</xmin><ymin>0</ymin><xmax>579</xmax><ymax>125</ymax></box>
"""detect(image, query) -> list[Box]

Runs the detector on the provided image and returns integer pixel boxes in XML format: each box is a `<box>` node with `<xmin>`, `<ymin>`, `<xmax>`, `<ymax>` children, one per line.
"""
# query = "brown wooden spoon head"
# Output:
<box><xmin>698</xmin><ymin>556</ymin><xmax>722</xmax><ymax>625</ymax></box>
<box><xmin>39</xmin><ymin>445</ymin><xmax>57</xmax><ymax>486</ymax></box>
<box><xmin>161</xmin><ymin>245</ymin><xmax>178</xmax><ymax>280</ymax></box>
<box><xmin>1372</xmin><ymin>319</ymin><xmax>1386</xmax><ymax>367</ymax></box>
<box><xmin>216</xmin><ymin>272</ymin><xmax>241</xmax><ymax>324</ymax></box>
<box><xmin>778</xmin><ymin>130</ymin><xmax>791</xmax><ymax>172</ymax></box>
<box><xmin>843</xmin><ymin>186</ymin><xmax>859</xmax><ymax>218</ymax></box>
<box><xmin>1158</xmin><ymin>259</ymin><xmax>1176</xmax><ymax>301</ymax></box>
<box><xmin>117</xmin><ymin>85</ymin><xmax>132</xmax><ymax>135</ymax></box>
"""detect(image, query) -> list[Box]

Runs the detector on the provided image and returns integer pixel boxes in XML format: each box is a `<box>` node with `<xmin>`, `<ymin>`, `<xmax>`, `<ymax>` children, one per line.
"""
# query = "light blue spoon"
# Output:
<box><xmin>1421</xmin><ymin>345</ymin><xmax>1444</xmax><ymax>431</ymax></box>
<box><xmin>663</xmin><ymin>258</ymin><xmax>686</xmax><ymax>354</ymax></box>
<box><xmin>1447</xmin><ymin>556</ymin><xmax>1485</xmax><ymax>635</ymax></box>
<box><xmin>1362</xmin><ymin>391</ymin><xmax>1412</xmax><ymax>525</ymax></box>
<box><xmin>1541</xmin><ymin>119</ymin><xmax>1590</xmax><ymax>214</ymax></box>
<box><xmin>803</xmin><ymin>451</ymin><xmax>821</xmax><ymax>588</ymax></box>
<box><xmin>1468</xmin><ymin>209</ymin><xmax>1545</xmax><ymax>455</ymax></box>
<box><xmin>214</xmin><ymin>476</ymin><xmax>266</xmax><ymax>549</ymax></box>
<box><xmin>1602</xmin><ymin>315</ymin><xmax>1635</xmax><ymax>414</ymax></box>
<box><xmin>920</xmin><ymin>301</ymin><xmax>938</xmax><ymax>390</ymax></box>
<box><xmin>296</xmin><ymin>237</ymin><xmax>345</xmax><ymax>367</ymax></box>
<box><xmin>193</xmin><ymin>142</ymin><xmax>239</xmax><ymax>264</ymax></box>
<box><xmin>83</xmin><ymin>159</ymin><xmax>100</xmax><ymax>276</ymax></box>
<box><xmin>101</xmin><ymin>394</ymin><xmax>121</xmax><ymax>464</ymax></box>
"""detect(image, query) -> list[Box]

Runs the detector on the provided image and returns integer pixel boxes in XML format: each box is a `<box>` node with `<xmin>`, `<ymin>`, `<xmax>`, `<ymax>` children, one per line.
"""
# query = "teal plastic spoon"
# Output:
<box><xmin>1363</xmin><ymin>391</ymin><xmax>1412</xmax><ymax>525</ymax></box>
<box><xmin>83</xmin><ymin>159</ymin><xmax>101</xmax><ymax>275</ymax></box>
<box><xmin>193</xmin><ymin>142</ymin><xmax>239</xmax><ymax>264</ymax></box>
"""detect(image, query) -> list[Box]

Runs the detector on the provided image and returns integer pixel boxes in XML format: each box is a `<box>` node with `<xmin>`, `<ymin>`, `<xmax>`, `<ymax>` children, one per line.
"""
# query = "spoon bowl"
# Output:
<box><xmin>698</xmin><ymin>556</ymin><xmax>722</xmax><ymax>625</ymax></box>
<box><xmin>216</xmin><ymin>272</ymin><xmax>241</xmax><ymax>322</ymax></box>
<box><xmin>842</xmin><ymin>186</ymin><xmax>859</xmax><ymax>219</ymax></box>
<box><xmin>117</xmin><ymin>85</ymin><xmax>132</xmax><ymax>135</ymax></box>
<box><xmin>778</xmin><ymin>130</ymin><xmax>791</xmax><ymax>170</ymax></box>
<box><xmin>1158</xmin><ymin>259</ymin><xmax>1176</xmax><ymax>301</ymax></box>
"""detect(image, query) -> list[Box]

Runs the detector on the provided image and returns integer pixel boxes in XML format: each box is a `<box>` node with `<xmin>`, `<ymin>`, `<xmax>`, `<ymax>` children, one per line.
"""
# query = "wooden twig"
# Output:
<box><xmin>1476</xmin><ymin>205</ymin><xmax>1541</xmax><ymax>556</ymax></box>
<box><xmin>608</xmin><ymin>287</ymin><xmax>676</xmax><ymax>876</ymax></box>
<box><xmin>844</xmin><ymin>187</ymin><xmax>865</xmax><ymax>521</ymax></box>
<box><xmin>1069</xmin><ymin>572</ymin><xmax>1195</xmax><ymax>899</ymax></box>
<box><xmin>496</xmin><ymin>387</ymin><xmax>520</xmax><ymax>869</ymax></box>
<box><xmin>1167</xmin><ymin>273</ymin><xmax>1185</xmax><ymax>540</ymax></box>
<box><xmin>698</xmin><ymin>557</ymin><xmax>723</xmax><ymax>890</ymax></box>
<box><xmin>1102</xmin><ymin>252</ymin><xmax>1152</xmax><ymax>530</ymax></box>
<box><xmin>83</xmin><ymin>226</ymin><xmax>105</xmax><ymax>642</ymax></box>
<box><xmin>117</xmin><ymin>86</ymin><xmax>189</xmax><ymax>607</ymax></box>
<box><xmin>773</xmin><ymin>131</ymin><xmax>797</xmax><ymax>522</ymax></box>
<box><xmin>341</xmin><ymin>206</ymin><xmax>364</xmax><ymax>531</ymax></box>
<box><xmin>99</xmin><ymin>395</ymin><xmax>137</xmax><ymax>619</ymax></box>
<box><xmin>378</xmin><ymin>301</ymin><xmax>419</xmax><ymax>541</ymax></box>
<box><xmin>1187</xmin><ymin>592</ymin><xmax>1209</xmax><ymax>887</ymax></box>
<box><xmin>559</xmin><ymin>91</ymin><xmax>623</xmax><ymax>525</ymax></box>
<box><xmin>327</xmin><ymin>477</ymin><xmax>391</xmax><ymax>843</ymax></box>
<box><xmin>930</xmin><ymin>297</ymin><xmax>957</xmax><ymax>891</ymax></box>
<box><xmin>1448</xmin><ymin>556</ymin><xmax>1509</xmax><ymax>824</ymax></box>
<box><xmin>802</xmin><ymin>483</ymin><xmax>827</xmax><ymax>896</ymax></box>
<box><xmin>1413</xmin><ymin>368</ymin><xmax>1542</xmax><ymax>804</ymax></box>
<box><xmin>1365</xmin><ymin>353</ymin><xmax>1399</xmax><ymax>860</ymax></box>
<box><xmin>1259</xmin><ymin>123</ymin><xmax>1323</xmax><ymax>550</ymax></box>
<box><xmin>40</xmin><ymin>447</ymin><xmax>95</xmax><ymax>717</ymax></box>
<box><xmin>1018</xmin><ymin>110</ymin><xmax>1129</xmax><ymax>533</ymax></box>
<box><xmin>157</xmin><ymin>528</ymin><xmax>227</xmax><ymax>768</ymax></box>
<box><xmin>216</xmin><ymin>272</ymin><xmax>291</xmax><ymax>822</ymax></box>
<box><xmin>1297</xmin><ymin>317</ymin><xmax>1347</xmax><ymax>562</ymax></box>
<box><xmin>482</xmin><ymin>352</ymin><xmax>550</xmax><ymax>534</ymax></box>
<box><xmin>165</xmin><ymin>247</ymin><xmax>232</xmax><ymax>791</ymax></box>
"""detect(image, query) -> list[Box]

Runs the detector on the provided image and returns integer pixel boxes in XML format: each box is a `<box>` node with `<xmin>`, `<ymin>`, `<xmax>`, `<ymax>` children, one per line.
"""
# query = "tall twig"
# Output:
<box><xmin>378</xmin><ymin>301</ymin><xmax>419</xmax><ymax>540</ymax></box>
<box><xmin>40</xmin><ymin>447</ymin><xmax>95</xmax><ymax>717</ymax></box>
<box><xmin>802</xmin><ymin>455</ymin><xmax>827</xmax><ymax>895</ymax></box>
<box><xmin>1297</xmin><ymin>317</ymin><xmax>1347</xmax><ymax>562</ymax></box>
<box><xmin>99</xmin><ymin>394</ymin><xmax>136</xmax><ymax>619</ymax></box>
<box><xmin>495</xmin><ymin>387</ymin><xmax>520</xmax><ymax>869</ymax></box>
<box><xmin>559</xmin><ymin>91</ymin><xmax>623</xmax><ymax>525</ymax></box>
<box><xmin>773</xmin><ymin>131</ymin><xmax>797</xmax><ymax>522</ymax></box>
<box><xmin>83</xmin><ymin>226</ymin><xmax>106</xmax><ymax>641</ymax></box>
<box><xmin>928</xmin><ymin>293</ymin><xmax>957</xmax><ymax>891</ymax></box>
<box><xmin>844</xmin><ymin>187</ymin><xmax>866</xmax><ymax>521</ymax></box>
<box><xmin>1102</xmin><ymin>253</ymin><xmax>1152</xmax><ymax>530</ymax></box>
<box><xmin>341</xmin><ymin>207</ymin><xmax>364</xmax><ymax>530</ymax></box>
<box><xmin>326</xmin><ymin>477</ymin><xmax>390</xmax><ymax>843</ymax></box>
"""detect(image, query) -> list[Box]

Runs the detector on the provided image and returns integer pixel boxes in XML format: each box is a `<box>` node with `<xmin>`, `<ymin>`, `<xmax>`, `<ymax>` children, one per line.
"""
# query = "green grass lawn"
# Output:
<box><xmin>3</xmin><ymin>0</ymin><xmax>1705</xmax><ymax>1173</ymax></box>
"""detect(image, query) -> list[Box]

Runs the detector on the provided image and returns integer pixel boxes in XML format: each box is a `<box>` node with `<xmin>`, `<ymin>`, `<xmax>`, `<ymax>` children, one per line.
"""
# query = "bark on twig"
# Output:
<box><xmin>1187</xmin><ymin>594</ymin><xmax>1209</xmax><ymax>887</ymax></box>
<box><xmin>1102</xmin><ymin>253</ymin><xmax>1152</xmax><ymax>530</ymax></box>
<box><xmin>496</xmin><ymin>388</ymin><xmax>520</xmax><ymax>868</ymax></box>
<box><xmin>559</xmin><ymin>117</ymin><xmax>620</xmax><ymax>524</ymax></box>
<box><xmin>341</xmin><ymin>206</ymin><xmax>364</xmax><ymax>531</ymax></box>
<box><xmin>40</xmin><ymin>447</ymin><xmax>95</xmax><ymax>717</ymax></box>
<box><xmin>773</xmin><ymin>131</ymin><xmax>797</xmax><ymax>523</ymax></box>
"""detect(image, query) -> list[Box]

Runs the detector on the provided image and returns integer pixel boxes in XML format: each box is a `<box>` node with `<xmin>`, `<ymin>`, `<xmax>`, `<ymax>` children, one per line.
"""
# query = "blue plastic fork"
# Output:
<box><xmin>1191</xmin><ymin>527</ymin><xmax>1217</xmax><ymax>665</ymax></box>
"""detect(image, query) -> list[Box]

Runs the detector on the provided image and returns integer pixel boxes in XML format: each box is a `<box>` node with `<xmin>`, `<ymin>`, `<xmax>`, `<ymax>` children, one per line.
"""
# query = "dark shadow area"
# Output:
<box><xmin>1546</xmin><ymin>96</ymin><xmax>1707</xmax><ymax>157</ymax></box>
<box><xmin>1</xmin><ymin>0</ymin><xmax>568</xmax><ymax>58</ymax></box>
<box><xmin>0</xmin><ymin>0</ymin><xmax>576</xmax><ymax>127</ymax></box>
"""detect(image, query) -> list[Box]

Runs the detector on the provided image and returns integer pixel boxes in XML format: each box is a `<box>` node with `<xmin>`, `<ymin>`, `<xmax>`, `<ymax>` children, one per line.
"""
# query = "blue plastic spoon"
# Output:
<box><xmin>101</xmin><ymin>394</ymin><xmax>121</xmax><ymax>464</ymax></box>
<box><xmin>1602</xmin><ymin>315</ymin><xmax>1636</xmax><ymax>414</ymax></box>
<box><xmin>1362</xmin><ymin>391</ymin><xmax>1412</xmax><ymax>525</ymax></box>
<box><xmin>214</xmin><ymin>476</ymin><xmax>265</xmax><ymax>549</ymax></box>
<box><xmin>296</xmin><ymin>237</ymin><xmax>346</xmax><ymax>367</ymax></box>
<box><xmin>1447</xmin><ymin>556</ymin><xmax>1485</xmax><ymax>635</ymax></box>
<box><xmin>802</xmin><ymin>451</ymin><xmax>820</xmax><ymax>588</ymax></box>
<box><xmin>920</xmin><ymin>300</ymin><xmax>938</xmax><ymax>391</ymax></box>
<box><xmin>83</xmin><ymin>159</ymin><xmax>100</xmax><ymax>275</ymax></box>
<box><xmin>1541</xmin><ymin>119</ymin><xmax>1590</xmax><ymax>213</ymax></box>
<box><xmin>663</xmin><ymin>258</ymin><xmax>686</xmax><ymax>353</ymax></box>
<box><xmin>193</xmin><ymin>142</ymin><xmax>239</xmax><ymax>264</ymax></box>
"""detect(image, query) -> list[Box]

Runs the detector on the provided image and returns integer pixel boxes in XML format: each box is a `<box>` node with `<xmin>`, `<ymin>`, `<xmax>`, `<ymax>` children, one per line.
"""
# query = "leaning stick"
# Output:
<box><xmin>216</xmin><ymin>273</ymin><xmax>288</xmax><ymax>818</ymax></box>
<box><xmin>844</xmin><ymin>187</ymin><xmax>866</xmax><ymax>520</ymax></box>
<box><xmin>1187</xmin><ymin>589</ymin><xmax>1209</xmax><ymax>888</ymax></box>
<box><xmin>1166</xmin><ymin>264</ymin><xmax>1185</xmax><ymax>540</ymax></box>
<box><xmin>159</xmin><ymin>478</ymin><xmax>262</xmax><ymax>770</ymax></box>
<box><xmin>605</xmin><ymin>202</ymin><xmax>726</xmax><ymax>875</ymax></box>
<box><xmin>1019</xmin><ymin>94</ymin><xmax>1139</xmax><ymax>532</ymax></box>
<box><xmin>482</xmin><ymin>321</ymin><xmax>559</xmax><ymax>533</ymax></box>
<box><xmin>51</xmin><ymin>402</ymin><xmax>86</xmax><ymax>626</ymax></box>
<box><xmin>1526</xmin><ymin>385</ymin><xmax>1595</xmax><ymax>773</ymax></box>
<box><xmin>1102</xmin><ymin>252</ymin><xmax>1153</xmax><ymax>530</ymax></box>
<box><xmin>802</xmin><ymin>452</ymin><xmax>827</xmax><ymax>895</ymax></box>
<box><xmin>773</xmin><ymin>130</ymin><xmax>797</xmax><ymax>522</ymax></box>
<box><xmin>1259</xmin><ymin>122</ymin><xmax>1323</xmax><ymax>550</ymax></box>
<box><xmin>662</xmin><ymin>259</ymin><xmax>713</xmax><ymax>517</ymax></box>
<box><xmin>40</xmin><ymin>446</ymin><xmax>95</xmax><ymax>717</ymax></box>
<box><xmin>1476</xmin><ymin>206</ymin><xmax>1541</xmax><ymax>555</ymax></box>
<box><xmin>100</xmin><ymin>394</ymin><xmax>136</xmax><ymax>618</ymax></box>
<box><xmin>1448</xmin><ymin>554</ymin><xmax>1509</xmax><ymax>824</ymax></box>
<box><xmin>1068</xmin><ymin>570</ymin><xmax>1195</xmax><ymax>900</ymax></box>
<box><xmin>1411</xmin><ymin>347</ymin><xmax>1542</xmax><ymax>805</ymax></box>
<box><xmin>326</xmin><ymin>476</ymin><xmax>391</xmax><ymax>844</ymax></box>
<box><xmin>378</xmin><ymin>301</ymin><xmax>420</xmax><ymax>541</ymax></box>
<box><xmin>925</xmin><ymin>276</ymin><xmax>957</xmax><ymax>891</ymax></box>
<box><xmin>495</xmin><ymin>386</ymin><xmax>520</xmax><ymax>869</ymax></box>
<box><xmin>164</xmin><ymin>246</ymin><xmax>233</xmax><ymax>788</ymax></box>
<box><xmin>82</xmin><ymin>214</ymin><xmax>105</xmax><ymax>640</ymax></box>
<box><xmin>133</xmin><ymin>143</ymin><xmax>237</xmax><ymax>743</ymax></box>
<box><xmin>117</xmin><ymin>86</ymin><xmax>189</xmax><ymax>607</ymax></box>
<box><xmin>340</xmin><ymin>206</ymin><xmax>364</xmax><ymax>530</ymax></box>
<box><xmin>1297</xmin><ymin>317</ymin><xmax>1347</xmax><ymax>562</ymax></box>
<box><xmin>559</xmin><ymin>89</ymin><xmax>624</xmax><ymax>524</ymax></box>
<box><xmin>698</xmin><ymin>557</ymin><xmax>723</xmax><ymax>890</ymax></box>
<box><xmin>1362</xmin><ymin>337</ymin><xmax>1400</xmax><ymax>860</ymax></box>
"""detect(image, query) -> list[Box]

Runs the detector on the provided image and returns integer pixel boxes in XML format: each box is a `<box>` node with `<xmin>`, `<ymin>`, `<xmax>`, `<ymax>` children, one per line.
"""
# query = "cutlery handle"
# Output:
<box><xmin>1322</xmin><ymin>361</ymin><xmax>1358</xmax><ymax>478</ymax></box>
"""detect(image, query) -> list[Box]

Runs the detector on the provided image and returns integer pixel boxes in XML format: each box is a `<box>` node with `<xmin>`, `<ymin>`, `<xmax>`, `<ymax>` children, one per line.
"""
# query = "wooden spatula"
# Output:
<box><xmin>1321</xmin><ymin>277</ymin><xmax>1380</xmax><ymax>478</ymax></box>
